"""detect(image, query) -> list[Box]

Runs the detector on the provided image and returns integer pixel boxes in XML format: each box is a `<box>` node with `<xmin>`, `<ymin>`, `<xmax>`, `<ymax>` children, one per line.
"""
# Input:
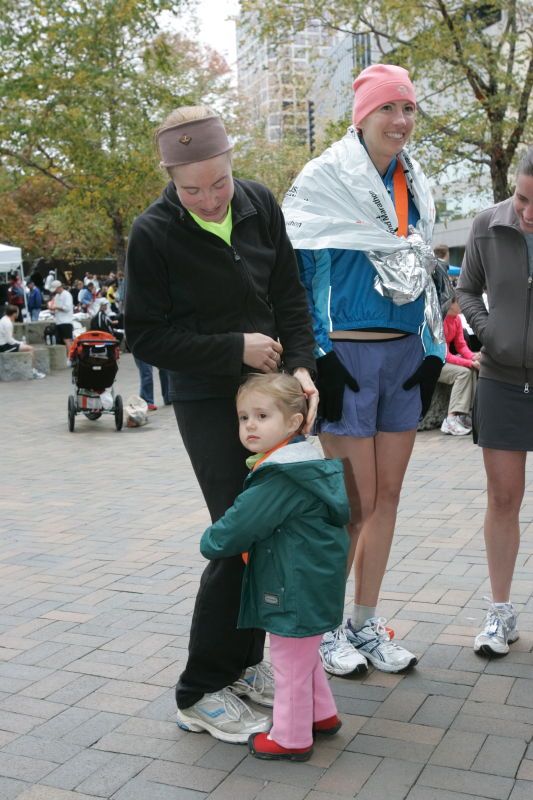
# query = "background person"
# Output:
<box><xmin>199</xmin><ymin>373</ymin><xmax>349</xmax><ymax>758</ymax></box>
<box><xmin>78</xmin><ymin>281</ymin><xmax>94</xmax><ymax>312</ymax></box>
<box><xmin>0</xmin><ymin>304</ymin><xmax>45</xmax><ymax>378</ymax></box>
<box><xmin>7</xmin><ymin>273</ymin><xmax>25</xmax><ymax>321</ymax></box>
<box><xmin>434</xmin><ymin>243</ymin><xmax>461</xmax><ymax>284</ymax></box>
<box><xmin>44</xmin><ymin>270</ymin><xmax>56</xmax><ymax>292</ymax></box>
<box><xmin>90</xmin><ymin>298</ymin><xmax>123</xmax><ymax>343</ymax></box>
<box><xmin>27</xmin><ymin>279</ymin><xmax>43</xmax><ymax>321</ymax></box>
<box><xmin>48</xmin><ymin>280</ymin><xmax>74</xmax><ymax>354</ymax></box>
<box><xmin>71</xmin><ymin>279</ymin><xmax>84</xmax><ymax>308</ymax></box>
<box><xmin>438</xmin><ymin>296</ymin><xmax>480</xmax><ymax>435</ymax></box>
<box><xmin>133</xmin><ymin>357</ymin><xmax>170</xmax><ymax>410</ymax></box>
<box><xmin>283</xmin><ymin>63</ymin><xmax>444</xmax><ymax>676</ymax></box>
<box><xmin>457</xmin><ymin>147</ymin><xmax>533</xmax><ymax>657</ymax></box>
<box><xmin>125</xmin><ymin>106</ymin><xmax>317</xmax><ymax>743</ymax></box>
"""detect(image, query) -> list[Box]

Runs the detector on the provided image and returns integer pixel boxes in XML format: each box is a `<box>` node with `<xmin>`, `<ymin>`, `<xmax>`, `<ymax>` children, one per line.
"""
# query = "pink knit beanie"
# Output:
<box><xmin>352</xmin><ymin>64</ymin><xmax>416</xmax><ymax>128</ymax></box>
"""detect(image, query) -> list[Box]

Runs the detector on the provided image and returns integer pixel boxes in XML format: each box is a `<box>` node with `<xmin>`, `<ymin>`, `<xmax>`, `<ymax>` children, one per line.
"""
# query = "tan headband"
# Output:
<box><xmin>157</xmin><ymin>116</ymin><xmax>232</xmax><ymax>167</ymax></box>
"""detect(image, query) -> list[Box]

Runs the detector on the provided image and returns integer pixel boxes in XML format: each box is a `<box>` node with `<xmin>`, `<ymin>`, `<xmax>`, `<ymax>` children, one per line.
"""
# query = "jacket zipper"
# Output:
<box><xmin>523</xmin><ymin>274</ymin><xmax>532</xmax><ymax>393</ymax></box>
<box><xmin>230</xmin><ymin>243</ymin><xmax>264</xmax><ymax>331</ymax></box>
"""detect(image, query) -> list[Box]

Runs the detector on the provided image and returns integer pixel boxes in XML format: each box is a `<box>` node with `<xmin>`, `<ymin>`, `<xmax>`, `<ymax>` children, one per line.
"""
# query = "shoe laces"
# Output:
<box><xmin>252</xmin><ymin>660</ymin><xmax>274</xmax><ymax>689</ymax></box>
<box><xmin>366</xmin><ymin>617</ymin><xmax>401</xmax><ymax>653</ymax></box>
<box><xmin>482</xmin><ymin>596</ymin><xmax>514</xmax><ymax>634</ymax></box>
<box><xmin>215</xmin><ymin>688</ymin><xmax>256</xmax><ymax>721</ymax></box>
<box><xmin>325</xmin><ymin>625</ymin><xmax>354</xmax><ymax>655</ymax></box>
<box><xmin>238</xmin><ymin>661</ymin><xmax>273</xmax><ymax>694</ymax></box>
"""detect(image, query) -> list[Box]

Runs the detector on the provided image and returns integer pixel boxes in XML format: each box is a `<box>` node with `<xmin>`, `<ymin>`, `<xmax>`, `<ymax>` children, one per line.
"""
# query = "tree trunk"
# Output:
<box><xmin>110</xmin><ymin>211</ymin><xmax>126</xmax><ymax>272</ymax></box>
<box><xmin>490</xmin><ymin>147</ymin><xmax>511</xmax><ymax>203</ymax></box>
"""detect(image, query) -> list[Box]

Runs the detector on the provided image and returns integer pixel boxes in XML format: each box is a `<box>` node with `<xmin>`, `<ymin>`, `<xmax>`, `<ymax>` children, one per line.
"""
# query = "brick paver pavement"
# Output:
<box><xmin>2</xmin><ymin>353</ymin><xmax>533</xmax><ymax>799</ymax></box>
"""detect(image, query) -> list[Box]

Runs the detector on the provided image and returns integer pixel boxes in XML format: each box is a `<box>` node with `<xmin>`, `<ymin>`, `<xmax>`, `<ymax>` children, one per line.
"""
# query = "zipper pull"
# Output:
<box><xmin>525</xmin><ymin>383</ymin><xmax>530</xmax><ymax>394</ymax></box>
<box><xmin>529</xmin><ymin>276</ymin><xmax>532</xmax><ymax>289</ymax></box>
<box><xmin>232</xmin><ymin>247</ymin><xmax>241</xmax><ymax>262</ymax></box>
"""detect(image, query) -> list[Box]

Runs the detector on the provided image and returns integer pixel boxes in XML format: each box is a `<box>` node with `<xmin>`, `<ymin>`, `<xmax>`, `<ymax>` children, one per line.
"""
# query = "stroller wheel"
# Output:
<box><xmin>68</xmin><ymin>395</ymin><xmax>76</xmax><ymax>432</ymax></box>
<box><xmin>114</xmin><ymin>394</ymin><xmax>123</xmax><ymax>431</ymax></box>
<box><xmin>84</xmin><ymin>411</ymin><xmax>102</xmax><ymax>421</ymax></box>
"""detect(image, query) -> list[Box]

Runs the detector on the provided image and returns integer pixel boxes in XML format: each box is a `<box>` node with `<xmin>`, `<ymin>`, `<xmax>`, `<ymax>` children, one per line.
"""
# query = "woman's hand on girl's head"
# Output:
<box><xmin>292</xmin><ymin>367</ymin><xmax>319</xmax><ymax>433</ymax></box>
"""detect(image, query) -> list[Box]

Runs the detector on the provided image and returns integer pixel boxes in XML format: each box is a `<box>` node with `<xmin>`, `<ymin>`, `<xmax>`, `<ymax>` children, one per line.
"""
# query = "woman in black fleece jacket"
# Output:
<box><xmin>125</xmin><ymin>107</ymin><xmax>317</xmax><ymax>744</ymax></box>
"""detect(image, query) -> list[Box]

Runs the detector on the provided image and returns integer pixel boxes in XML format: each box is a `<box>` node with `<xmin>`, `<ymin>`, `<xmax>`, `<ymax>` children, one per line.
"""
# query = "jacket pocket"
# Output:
<box><xmin>482</xmin><ymin>311</ymin><xmax>523</xmax><ymax>367</ymax></box>
<box><xmin>261</xmin><ymin>542</ymin><xmax>285</xmax><ymax>611</ymax></box>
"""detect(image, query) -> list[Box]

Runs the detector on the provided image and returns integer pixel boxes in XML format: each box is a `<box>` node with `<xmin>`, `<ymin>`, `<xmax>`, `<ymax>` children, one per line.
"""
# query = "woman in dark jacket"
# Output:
<box><xmin>124</xmin><ymin>106</ymin><xmax>317</xmax><ymax>744</ymax></box>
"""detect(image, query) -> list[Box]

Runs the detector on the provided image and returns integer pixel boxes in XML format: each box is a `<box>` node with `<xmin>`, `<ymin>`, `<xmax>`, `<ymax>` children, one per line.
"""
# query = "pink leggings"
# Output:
<box><xmin>269</xmin><ymin>633</ymin><xmax>338</xmax><ymax>748</ymax></box>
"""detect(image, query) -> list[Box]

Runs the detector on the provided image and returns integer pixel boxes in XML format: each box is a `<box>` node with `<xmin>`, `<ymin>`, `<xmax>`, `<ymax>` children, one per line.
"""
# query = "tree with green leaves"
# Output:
<box><xmin>0</xmin><ymin>0</ymin><xmax>232</xmax><ymax>266</ymax></box>
<box><xmin>241</xmin><ymin>0</ymin><xmax>532</xmax><ymax>202</ymax></box>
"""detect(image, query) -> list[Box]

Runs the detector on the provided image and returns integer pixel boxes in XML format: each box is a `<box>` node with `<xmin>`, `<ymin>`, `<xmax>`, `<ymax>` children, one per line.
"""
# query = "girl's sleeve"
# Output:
<box><xmin>200</xmin><ymin>474</ymin><xmax>295</xmax><ymax>559</ymax></box>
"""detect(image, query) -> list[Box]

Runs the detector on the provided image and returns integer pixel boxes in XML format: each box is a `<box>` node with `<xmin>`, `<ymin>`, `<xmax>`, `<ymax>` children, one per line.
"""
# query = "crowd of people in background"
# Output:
<box><xmin>1</xmin><ymin>267</ymin><xmax>165</xmax><ymax>409</ymax></box>
<box><xmin>0</xmin><ymin>268</ymin><xmax>125</xmax><ymax>374</ymax></box>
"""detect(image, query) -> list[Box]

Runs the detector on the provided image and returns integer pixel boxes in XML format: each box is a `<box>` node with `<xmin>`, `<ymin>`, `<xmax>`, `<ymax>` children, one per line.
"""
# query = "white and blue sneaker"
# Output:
<box><xmin>320</xmin><ymin>626</ymin><xmax>368</xmax><ymax>676</ymax></box>
<box><xmin>176</xmin><ymin>687</ymin><xmax>270</xmax><ymax>743</ymax></box>
<box><xmin>230</xmin><ymin>661</ymin><xmax>275</xmax><ymax>707</ymax></box>
<box><xmin>474</xmin><ymin>601</ymin><xmax>519</xmax><ymax>657</ymax></box>
<box><xmin>345</xmin><ymin>617</ymin><xmax>417</xmax><ymax>673</ymax></box>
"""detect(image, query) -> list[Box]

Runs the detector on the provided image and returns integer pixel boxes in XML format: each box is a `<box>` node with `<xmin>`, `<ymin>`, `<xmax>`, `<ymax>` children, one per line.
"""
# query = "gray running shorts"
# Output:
<box><xmin>473</xmin><ymin>377</ymin><xmax>533</xmax><ymax>451</ymax></box>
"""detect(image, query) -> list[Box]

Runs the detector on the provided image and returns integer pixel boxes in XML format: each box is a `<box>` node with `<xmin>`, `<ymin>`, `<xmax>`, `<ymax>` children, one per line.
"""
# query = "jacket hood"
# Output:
<box><xmin>250</xmin><ymin>439</ymin><xmax>349</xmax><ymax>527</ymax></box>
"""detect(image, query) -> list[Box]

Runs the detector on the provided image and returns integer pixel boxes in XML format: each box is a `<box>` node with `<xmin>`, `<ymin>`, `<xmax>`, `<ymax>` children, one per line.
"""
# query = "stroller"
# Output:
<box><xmin>67</xmin><ymin>330</ymin><xmax>123</xmax><ymax>432</ymax></box>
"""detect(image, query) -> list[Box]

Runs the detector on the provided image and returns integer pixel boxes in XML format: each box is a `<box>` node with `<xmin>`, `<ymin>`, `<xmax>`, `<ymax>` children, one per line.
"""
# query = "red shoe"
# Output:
<box><xmin>147</xmin><ymin>403</ymin><xmax>158</xmax><ymax>411</ymax></box>
<box><xmin>248</xmin><ymin>732</ymin><xmax>313</xmax><ymax>761</ymax></box>
<box><xmin>313</xmin><ymin>714</ymin><xmax>342</xmax><ymax>736</ymax></box>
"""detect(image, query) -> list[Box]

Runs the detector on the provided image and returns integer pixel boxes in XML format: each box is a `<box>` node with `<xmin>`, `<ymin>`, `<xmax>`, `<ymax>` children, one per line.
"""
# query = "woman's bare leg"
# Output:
<box><xmin>354</xmin><ymin>430</ymin><xmax>416</xmax><ymax>606</ymax></box>
<box><xmin>319</xmin><ymin>433</ymin><xmax>376</xmax><ymax>574</ymax></box>
<box><xmin>482</xmin><ymin>448</ymin><xmax>526</xmax><ymax>602</ymax></box>
<box><xmin>320</xmin><ymin>430</ymin><xmax>416</xmax><ymax>604</ymax></box>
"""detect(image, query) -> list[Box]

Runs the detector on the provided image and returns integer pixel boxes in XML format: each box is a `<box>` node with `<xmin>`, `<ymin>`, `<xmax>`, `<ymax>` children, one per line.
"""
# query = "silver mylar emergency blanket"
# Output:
<box><xmin>282</xmin><ymin>127</ymin><xmax>444</xmax><ymax>343</ymax></box>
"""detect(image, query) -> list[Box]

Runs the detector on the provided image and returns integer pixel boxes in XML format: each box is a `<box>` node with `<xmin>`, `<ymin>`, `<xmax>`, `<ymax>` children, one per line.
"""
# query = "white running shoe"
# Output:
<box><xmin>440</xmin><ymin>415</ymin><xmax>471</xmax><ymax>436</ymax></box>
<box><xmin>458</xmin><ymin>413</ymin><xmax>472</xmax><ymax>429</ymax></box>
<box><xmin>320</xmin><ymin>626</ymin><xmax>368</xmax><ymax>676</ymax></box>
<box><xmin>474</xmin><ymin>601</ymin><xmax>519</xmax><ymax>657</ymax></box>
<box><xmin>230</xmin><ymin>661</ymin><xmax>274</xmax><ymax>707</ymax></box>
<box><xmin>345</xmin><ymin>617</ymin><xmax>417</xmax><ymax>673</ymax></box>
<box><xmin>32</xmin><ymin>368</ymin><xmax>46</xmax><ymax>379</ymax></box>
<box><xmin>176</xmin><ymin>688</ymin><xmax>271</xmax><ymax>743</ymax></box>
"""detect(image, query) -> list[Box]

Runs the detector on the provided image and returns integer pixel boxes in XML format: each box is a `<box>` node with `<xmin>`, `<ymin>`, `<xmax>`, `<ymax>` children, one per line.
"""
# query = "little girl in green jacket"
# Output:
<box><xmin>199</xmin><ymin>373</ymin><xmax>350</xmax><ymax>761</ymax></box>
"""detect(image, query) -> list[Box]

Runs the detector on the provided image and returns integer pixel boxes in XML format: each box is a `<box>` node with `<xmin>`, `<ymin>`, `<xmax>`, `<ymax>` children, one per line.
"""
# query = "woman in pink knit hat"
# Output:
<box><xmin>283</xmin><ymin>64</ymin><xmax>445</xmax><ymax>676</ymax></box>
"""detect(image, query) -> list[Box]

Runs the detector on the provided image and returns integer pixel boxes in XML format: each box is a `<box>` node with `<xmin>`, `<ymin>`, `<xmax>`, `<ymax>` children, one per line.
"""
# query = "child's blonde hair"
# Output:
<box><xmin>237</xmin><ymin>373</ymin><xmax>308</xmax><ymax>420</ymax></box>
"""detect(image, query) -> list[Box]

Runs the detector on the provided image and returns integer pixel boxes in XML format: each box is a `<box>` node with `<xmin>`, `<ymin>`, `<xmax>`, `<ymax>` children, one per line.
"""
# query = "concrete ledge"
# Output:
<box><xmin>0</xmin><ymin>351</ymin><xmax>33</xmax><ymax>381</ymax></box>
<box><xmin>48</xmin><ymin>344</ymin><xmax>68</xmax><ymax>370</ymax></box>
<box><xmin>14</xmin><ymin>320</ymin><xmax>50</xmax><ymax>345</ymax></box>
<box><xmin>33</xmin><ymin>345</ymin><xmax>51</xmax><ymax>375</ymax></box>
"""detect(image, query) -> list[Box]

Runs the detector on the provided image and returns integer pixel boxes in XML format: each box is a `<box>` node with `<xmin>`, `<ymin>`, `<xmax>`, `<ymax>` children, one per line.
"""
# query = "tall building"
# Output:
<box><xmin>236</xmin><ymin>14</ymin><xmax>333</xmax><ymax>144</ymax></box>
<box><xmin>309</xmin><ymin>31</ymin><xmax>377</xmax><ymax>139</ymax></box>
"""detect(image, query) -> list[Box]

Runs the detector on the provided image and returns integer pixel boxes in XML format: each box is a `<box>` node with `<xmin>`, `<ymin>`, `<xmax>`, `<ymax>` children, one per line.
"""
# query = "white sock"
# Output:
<box><xmin>350</xmin><ymin>604</ymin><xmax>376</xmax><ymax>630</ymax></box>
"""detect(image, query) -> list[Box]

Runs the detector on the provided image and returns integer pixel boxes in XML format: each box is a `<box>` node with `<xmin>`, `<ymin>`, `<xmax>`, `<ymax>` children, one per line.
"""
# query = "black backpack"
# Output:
<box><xmin>43</xmin><ymin>323</ymin><xmax>57</xmax><ymax>345</ymax></box>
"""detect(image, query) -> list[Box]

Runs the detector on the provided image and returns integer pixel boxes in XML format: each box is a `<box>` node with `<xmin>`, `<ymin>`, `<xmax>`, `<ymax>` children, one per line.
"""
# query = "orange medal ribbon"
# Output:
<box><xmin>392</xmin><ymin>160</ymin><xmax>409</xmax><ymax>238</ymax></box>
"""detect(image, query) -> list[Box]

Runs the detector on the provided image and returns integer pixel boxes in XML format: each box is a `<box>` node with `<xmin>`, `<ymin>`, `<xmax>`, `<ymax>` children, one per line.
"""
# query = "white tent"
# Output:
<box><xmin>0</xmin><ymin>243</ymin><xmax>29</xmax><ymax>316</ymax></box>
<box><xmin>0</xmin><ymin>243</ymin><xmax>22</xmax><ymax>274</ymax></box>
